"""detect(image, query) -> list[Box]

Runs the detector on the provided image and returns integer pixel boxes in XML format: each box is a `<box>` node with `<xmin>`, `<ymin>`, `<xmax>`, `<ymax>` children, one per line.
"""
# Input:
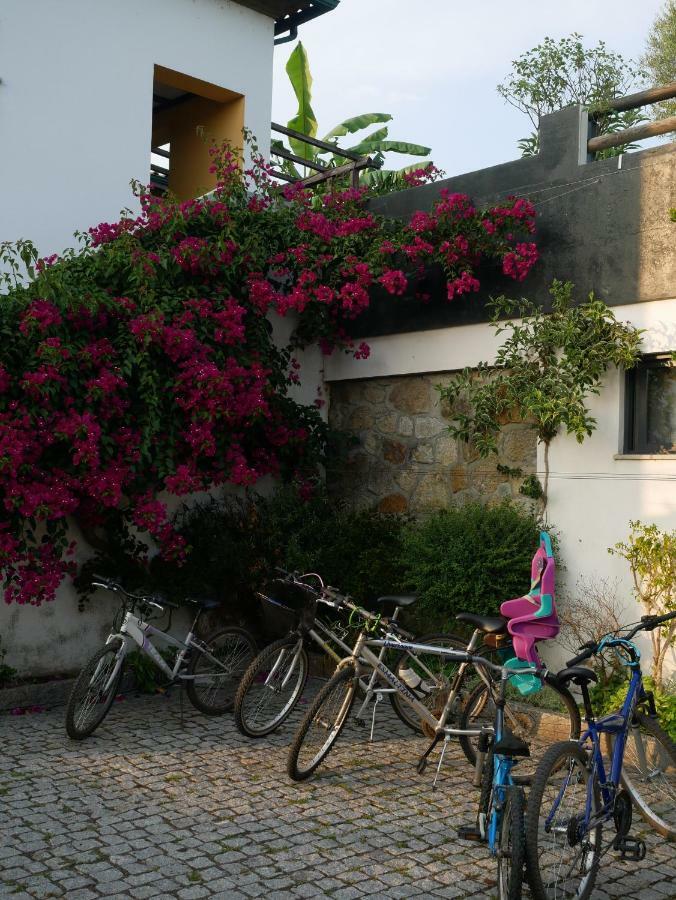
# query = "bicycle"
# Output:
<box><xmin>458</xmin><ymin>658</ymin><xmax>544</xmax><ymax>899</ymax></box>
<box><xmin>524</xmin><ymin>609</ymin><xmax>676</xmax><ymax>900</ymax></box>
<box><xmin>65</xmin><ymin>576</ymin><xmax>257</xmax><ymax>739</ymax></box>
<box><xmin>287</xmin><ymin>532</ymin><xmax>580</xmax><ymax>783</ymax></box>
<box><xmin>234</xmin><ymin>570</ymin><xmax>466</xmax><ymax>739</ymax></box>
<box><xmin>285</xmin><ymin>620</ymin><xmax>577</xmax><ymax>784</ymax></box>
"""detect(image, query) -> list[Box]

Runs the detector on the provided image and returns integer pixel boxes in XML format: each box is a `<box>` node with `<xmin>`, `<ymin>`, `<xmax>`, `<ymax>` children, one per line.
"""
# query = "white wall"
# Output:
<box><xmin>324</xmin><ymin>298</ymin><xmax>676</xmax><ymax>674</ymax></box>
<box><xmin>0</xmin><ymin>0</ymin><xmax>274</xmax><ymax>258</ymax></box>
<box><xmin>542</xmin><ymin>301</ymin><xmax>676</xmax><ymax>673</ymax></box>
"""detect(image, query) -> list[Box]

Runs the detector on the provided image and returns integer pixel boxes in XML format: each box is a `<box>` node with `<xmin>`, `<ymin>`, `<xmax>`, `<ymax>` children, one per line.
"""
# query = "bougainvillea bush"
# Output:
<box><xmin>0</xmin><ymin>139</ymin><xmax>538</xmax><ymax>606</ymax></box>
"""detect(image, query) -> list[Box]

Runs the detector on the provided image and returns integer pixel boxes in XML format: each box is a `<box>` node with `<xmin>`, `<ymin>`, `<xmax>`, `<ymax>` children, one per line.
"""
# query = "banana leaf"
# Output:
<box><xmin>322</xmin><ymin>113</ymin><xmax>392</xmax><ymax>141</ymax></box>
<box><xmin>285</xmin><ymin>42</ymin><xmax>318</xmax><ymax>162</ymax></box>
<box><xmin>355</xmin><ymin>138</ymin><xmax>432</xmax><ymax>157</ymax></box>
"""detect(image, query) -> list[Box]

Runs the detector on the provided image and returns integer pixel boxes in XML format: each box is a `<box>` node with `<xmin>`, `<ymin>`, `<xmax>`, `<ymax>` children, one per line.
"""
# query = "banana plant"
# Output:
<box><xmin>274</xmin><ymin>42</ymin><xmax>432</xmax><ymax>183</ymax></box>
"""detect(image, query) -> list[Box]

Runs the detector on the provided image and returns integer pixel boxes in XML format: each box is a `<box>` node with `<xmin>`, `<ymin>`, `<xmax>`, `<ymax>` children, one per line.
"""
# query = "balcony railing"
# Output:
<box><xmin>269</xmin><ymin>122</ymin><xmax>380</xmax><ymax>188</ymax></box>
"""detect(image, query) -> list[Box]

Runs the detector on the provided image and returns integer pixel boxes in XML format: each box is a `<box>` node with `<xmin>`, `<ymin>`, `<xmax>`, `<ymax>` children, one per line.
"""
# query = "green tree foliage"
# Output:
<box><xmin>497</xmin><ymin>33</ymin><xmax>646</xmax><ymax>157</ymax></box>
<box><xmin>610</xmin><ymin>521</ymin><xmax>676</xmax><ymax>689</ymax></box>
<box><xmin>275</xmin><ymin>42</ymin><xmax>432</xmax><ymax>185</ymax></box>
<box><xmin>642</xmin><ymin>1</ymin><xmax>676</xmax><ymax>120</ymax></box>
<box><xmin>438</xmin><ymin>281</ymin><xmax>643</xmax><ymax>508</ymax></box>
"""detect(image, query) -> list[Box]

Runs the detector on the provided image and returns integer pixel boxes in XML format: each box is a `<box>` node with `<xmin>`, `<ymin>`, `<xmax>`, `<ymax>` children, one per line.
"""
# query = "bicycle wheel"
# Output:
<box><xmin>497</xmin><ymin>786</ymin><xmax>525</xmax><ymax>900</ymax></box>
<box><xmin>186</xmin><ymin>627</ymin><xmax>257</xmax><ymax>715</ymax></box>
<box><xmin>605</xmin><ymin>710</ymin><xmax>676</xmax><ymax>840</ymax></box>
<box><xmin>459</xmin><ymin>675</ymin><xmax>580</xmax><ymax>783</ymax></box>
<box><xmin>477</xmin><ymin>745</ymin><xmax>495</xmax><ymax>839</ymax></box>
<box><xmin>525</xmin><ymin>741</ymin><xmax>601</xmax><ymax>900</ymax></box>
<box><xmin>287</xmin><ymin>664</ymin><xmax>357</xmax><ymax>782</ymax></box>
<box><xmin>234</xmin><ymin>636</ymin><xmax>309</xmax><ymax>737</ymax></box>
<box><xmin>390</xmin><ymin>632</ymin><xmax>468</xmax><ymax>734</ymax></box>
<box><xmin>65</xmin><ymin>640</ymin><xmax>125</xmax><ymax>740</ymax></box>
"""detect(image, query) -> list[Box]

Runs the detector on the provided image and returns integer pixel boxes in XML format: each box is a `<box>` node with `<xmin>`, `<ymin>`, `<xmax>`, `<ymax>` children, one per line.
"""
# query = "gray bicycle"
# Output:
<box><xmin>65</xmin><ymin>576</ymin><xmax>257</xmax><ymax>739</ymax></box>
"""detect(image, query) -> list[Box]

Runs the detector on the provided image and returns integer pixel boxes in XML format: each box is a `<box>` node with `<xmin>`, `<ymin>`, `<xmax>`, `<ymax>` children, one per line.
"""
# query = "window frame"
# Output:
<box><xmin>623</xmin><ymin>353</ymin><xmax>675</xmax><ymax>455</ymax></box>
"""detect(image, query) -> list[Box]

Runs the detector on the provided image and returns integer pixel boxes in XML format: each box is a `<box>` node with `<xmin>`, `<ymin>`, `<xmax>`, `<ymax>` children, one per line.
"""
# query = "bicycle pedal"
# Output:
<box><xmin>614</xmin><ymin>836</ymin><xmax>647</xmax><ymax>861</ymax></box>
<box><xmin>416</xmin><ymin>757</ymin><xmax>428</xmax><ymax>775</ymax></box>
<box><xmin>457</xmin><ymin>825</ymin><xmax>485</xmax><ymax>843</ymax></box>
<box><xmin>354</xmin><ymin>717</ymin><xmax>366</xmax><ymax>728</ymax></box>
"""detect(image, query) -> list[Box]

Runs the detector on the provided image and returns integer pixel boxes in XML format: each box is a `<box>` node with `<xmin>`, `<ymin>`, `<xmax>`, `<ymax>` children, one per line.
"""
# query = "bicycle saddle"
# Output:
<box><xmin>493</xmin><ymin>728</ymin><xmax>530</xmax><ymax>758</ymax></box>
<box><xmin>185</xmin><ymin>595</ymin><xmax>222</xmax><ymax>610</ymax></box>
<box><xmin>376</xmin><ymin>594</ymin><xmax>417</xmax><ymax>608</ymax></box>
<box><xmin>455</xmin><ymin>613</ymin><xmax>508</xmax><ymax>634</ymax></box>
<box><xmin>554</xmin><ymin>666</ymin><xmax>598</xmax><ymax>687</ymax></box>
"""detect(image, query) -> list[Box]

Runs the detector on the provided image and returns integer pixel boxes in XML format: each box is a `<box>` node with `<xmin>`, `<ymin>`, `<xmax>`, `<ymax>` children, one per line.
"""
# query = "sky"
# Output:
<box><xmin>271</xmin><ymin>0</ymin><xmax>666</xmax><ymax>177</ymax></box>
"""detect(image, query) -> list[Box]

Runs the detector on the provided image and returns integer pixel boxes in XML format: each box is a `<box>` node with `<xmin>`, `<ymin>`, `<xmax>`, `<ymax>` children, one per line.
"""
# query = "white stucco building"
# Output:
<box><xmin>0</xmin><ymin>0</ymin><xmax>337</xmax><ymax>259</ymax></box>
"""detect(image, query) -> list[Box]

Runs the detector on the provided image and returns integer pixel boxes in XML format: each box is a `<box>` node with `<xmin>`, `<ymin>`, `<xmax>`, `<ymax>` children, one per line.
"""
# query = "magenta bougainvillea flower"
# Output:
<box><xmin>0</xmin><ymin>138</ymin><xmax>538</xmax><ymax>605</ymax></box>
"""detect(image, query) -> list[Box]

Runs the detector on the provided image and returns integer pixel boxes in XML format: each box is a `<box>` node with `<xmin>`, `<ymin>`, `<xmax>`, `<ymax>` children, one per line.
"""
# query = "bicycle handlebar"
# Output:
<box><xmin>565</xmin><ymin>609</ymin><xmax>676</xmax><ymax>668</ymax></box>
<box><xmin>92</xmin><ymin>575</ymin><xmax>179</xmax><ymax>610</ymax></box>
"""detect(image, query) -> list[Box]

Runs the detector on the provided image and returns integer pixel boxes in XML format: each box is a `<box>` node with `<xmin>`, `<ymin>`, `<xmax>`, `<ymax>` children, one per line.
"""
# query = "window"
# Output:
<box><xmin>151</xmin><ymin>65</ymin><xmax>244</xmax><ymax>201</ymax></box>
<box><xmin>624</xmin><ymin>354</ymin><xmax>675</xmax><ymax>454</ymax></box>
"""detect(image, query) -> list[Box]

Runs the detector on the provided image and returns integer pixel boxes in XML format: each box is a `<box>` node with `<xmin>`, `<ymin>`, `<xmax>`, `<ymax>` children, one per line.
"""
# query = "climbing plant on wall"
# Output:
<box><xmin>0</xmin><ymin>137</ymin><xmax>539</xmax><ymax>606</ymax></box>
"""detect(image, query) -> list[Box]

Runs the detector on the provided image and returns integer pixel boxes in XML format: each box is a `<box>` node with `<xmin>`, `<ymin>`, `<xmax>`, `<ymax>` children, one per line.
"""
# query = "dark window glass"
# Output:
<box><xmin>624</xmin><ymin>356</ymin><xmax>675</xmax><ymax>454</ymax></box>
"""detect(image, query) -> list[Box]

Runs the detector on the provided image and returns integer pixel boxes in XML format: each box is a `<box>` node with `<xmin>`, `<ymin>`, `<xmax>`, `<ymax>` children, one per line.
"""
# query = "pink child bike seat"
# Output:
<box><xmin>500</xmin><ymin>531</ymin><xmax>559</xmax><ymax>667</ymax></box>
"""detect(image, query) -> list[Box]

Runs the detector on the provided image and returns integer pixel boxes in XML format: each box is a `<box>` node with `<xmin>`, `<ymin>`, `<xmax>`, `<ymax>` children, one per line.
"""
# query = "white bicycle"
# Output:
<box><xmin>65</xmin><ymin>576</ymin><xmax>256</xmax><ymax>739</ymax></box>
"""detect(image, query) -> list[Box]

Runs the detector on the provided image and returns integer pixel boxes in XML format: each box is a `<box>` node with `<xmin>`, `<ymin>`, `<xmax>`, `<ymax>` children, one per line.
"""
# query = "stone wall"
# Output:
<box><xmin>328</xmin><ymin>374</ymin><xmax>537</xmax><ymax>514</ymax></box>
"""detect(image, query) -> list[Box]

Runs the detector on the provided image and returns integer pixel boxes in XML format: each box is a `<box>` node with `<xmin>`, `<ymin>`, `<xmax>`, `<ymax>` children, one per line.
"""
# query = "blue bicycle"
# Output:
<box><xmin>524</xmin><ymin>610</ymin><xmax>676</xmax><ymax>899</ymax></box>
<box><xmin>459</xmin><ymin>660</ymin><xmax>537</xmax><ymax>899</ymax></box>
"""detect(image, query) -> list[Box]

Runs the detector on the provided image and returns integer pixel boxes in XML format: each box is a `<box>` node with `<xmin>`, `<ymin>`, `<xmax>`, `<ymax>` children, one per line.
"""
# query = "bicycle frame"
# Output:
<box><xmin>546</xmin><ymin>647</ymin><xmax>647</xmax><ymax>838</ymax></box>
<box><xmin>485</xmin><ymin>667</ymin><xmax>520</xmax><ymax>851</ymax></box>
<box><xmin>262</xmin><ymin>607</ymin><xmax>407</xmax><ymax>728</ymax></box>
<box><xmin>100</xmin><ymin>608</ymin><xmax>227</xmax><ymax>693</ymax></box>
<box><xmin>357</xmin><ymin>633</ymin><xmax>494</xmax><ymax>739</ymax></box>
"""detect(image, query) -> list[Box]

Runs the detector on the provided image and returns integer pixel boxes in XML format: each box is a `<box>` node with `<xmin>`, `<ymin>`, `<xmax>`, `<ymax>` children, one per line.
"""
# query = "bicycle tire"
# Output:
<box><xmin>497</xmin><ymin>786</ymin><xmax>525</xmax><ymax>900</ymax></box>
<box><xmin>65</xmin><ymin>640</ymin><xmax>125</xmax><ymax>740</ymax></box>
<box><xmin>477</xmin><ymin>746</ymin><xmax>495</xmax><ymax>839</ymax></box>
<box><xmin>390</xmin><ymin>632</ymin><xmax>469</xmax><ymax>734</ymax></box>
<box><xmin>606</xmin><ymin>710</ymin><xmax>676</xmax><ymax>841</ymax></box>
<box><xmin>287</xmin><ymin>664</ymin><xmax>357</xmax><ymax>782</ymax></box>
<box><xmin>234</xmin><ymin>636</ymin><xmax>309</xmax><ymax>737</ymax></box>
<box><xmin>186</xmin><ymin>626</ymin><xmax>257</xmax><ymax>715</ymax></box>
<box><xmin>458</xmin><ymin>675</ymin><xmax>581</xmax><ymax>784</ymax></box>
<box><xmin>525</xmin><ymin>741</ymin><xmax>601</xmax><ymax>900</ymax></box>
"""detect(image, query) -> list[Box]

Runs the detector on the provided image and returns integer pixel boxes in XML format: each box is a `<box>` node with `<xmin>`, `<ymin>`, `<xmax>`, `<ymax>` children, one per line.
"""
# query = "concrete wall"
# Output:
<box><xmin>349</xmin><ymin>107</ymin><xmax>676</xmax><ymax>338</ymax></box>
<box><xmin>0</xmin><ymin>0</ymin><xmax>275</xmax><ymax>258</ymax></box>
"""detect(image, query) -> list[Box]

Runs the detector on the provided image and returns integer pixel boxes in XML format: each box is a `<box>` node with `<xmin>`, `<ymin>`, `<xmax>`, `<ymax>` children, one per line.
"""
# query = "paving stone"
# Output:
<box><xmin>2</xmin><ymin>690</ymin><xmax>674</xmax><ymax>900</ymax></box>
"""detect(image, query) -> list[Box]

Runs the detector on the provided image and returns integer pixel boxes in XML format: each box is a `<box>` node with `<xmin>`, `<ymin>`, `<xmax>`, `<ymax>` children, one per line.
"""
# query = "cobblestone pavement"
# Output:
<box><xmin>1</xmin><ymin>684</ymin><xmax>674</xmax><ymax>899</ymax></box>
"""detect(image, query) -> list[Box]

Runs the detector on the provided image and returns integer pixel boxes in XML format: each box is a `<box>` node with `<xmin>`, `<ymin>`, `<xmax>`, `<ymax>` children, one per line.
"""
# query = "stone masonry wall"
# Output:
<box><xmin>328</xmin><ymin>374</ymin><xmax>537</xmax><ymax>514</ymax></box>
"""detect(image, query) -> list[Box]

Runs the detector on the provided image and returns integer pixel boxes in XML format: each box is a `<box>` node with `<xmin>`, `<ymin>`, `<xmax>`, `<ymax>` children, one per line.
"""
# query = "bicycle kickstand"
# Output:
<box><xmin>369</xmin><ymin>691</ymin><xmax>384</xmax><ymax>742</ymax></box>
<box><xmin>432</xmin><ymin>735</ymin><xmax>450</xmax><ymax>792</ymax></box>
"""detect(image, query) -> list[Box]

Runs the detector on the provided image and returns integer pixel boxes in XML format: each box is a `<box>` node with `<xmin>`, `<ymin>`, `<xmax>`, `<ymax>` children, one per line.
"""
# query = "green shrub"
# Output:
<box><xmin>256</xmin><ymin>486</ymin><xmax>407</xmax><ymax>604</ymax></box>
<box><xmin>152</xmin><ymin>496</ymin><xmax>265</xmax><ymax>612</ymax></box>
<box><xmin>400</xmin><ymin>502</ymin><xmax>542</xmax><ymax>631</ymax></box>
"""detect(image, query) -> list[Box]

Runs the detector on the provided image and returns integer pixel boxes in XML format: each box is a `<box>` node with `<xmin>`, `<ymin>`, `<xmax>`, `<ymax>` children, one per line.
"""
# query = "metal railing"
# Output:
<box><xmin>270</xmin><ymin>122</ymin><xmax>380</xmax><ymax>188</ymax></box>
<box><xmin>587</xmin><ymin>81</ymin><xmax>676</xmax><ymax>154</ymax></box>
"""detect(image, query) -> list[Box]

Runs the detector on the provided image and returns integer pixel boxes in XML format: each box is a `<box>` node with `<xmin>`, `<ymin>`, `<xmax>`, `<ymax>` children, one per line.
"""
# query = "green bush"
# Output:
<box><xmin>256</xmin><ymin>486</ymin><xmax>407</xmax><ymax>604</ymax></box>
<box><xmin>152</xmin><ymin>496</ymin><xmax>265</xmax><ymax>611</ymax></box>
<box><xmin>400</xmin><ymin>502</ymin><xmax>542</xmax><ymax>631</ymax></box>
